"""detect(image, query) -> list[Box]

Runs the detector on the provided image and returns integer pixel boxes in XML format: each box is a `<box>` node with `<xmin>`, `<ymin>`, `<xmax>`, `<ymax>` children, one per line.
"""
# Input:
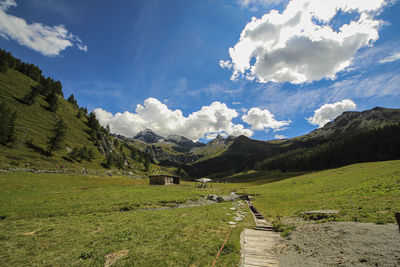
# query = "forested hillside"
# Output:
<box><xmin>0</xmin><ymin>49</ymin><xmax>155</xmax><ymax>173</ymax></box>
<box><xmin>184</xmin><ymin>108</ymin><xmax>400</xmax><ymax>178</ymax></box>
<box><xmin>256</xmin><ymin>124</ymin><xmax>400</xmax><ymax>171</ymax></box>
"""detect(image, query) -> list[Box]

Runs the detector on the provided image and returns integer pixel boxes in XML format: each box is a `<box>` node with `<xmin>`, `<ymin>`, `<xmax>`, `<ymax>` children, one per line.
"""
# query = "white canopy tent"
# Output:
<box><xmin>195</xmin><ymin>178</ymin><xmax>213</xmax><ymax>188</ymax></box>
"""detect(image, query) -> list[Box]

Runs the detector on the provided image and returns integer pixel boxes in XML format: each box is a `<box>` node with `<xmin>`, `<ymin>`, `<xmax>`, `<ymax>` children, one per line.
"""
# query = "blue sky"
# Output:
<box><xmin>1</xmin><ymin>0</ymin><xmax>399</xmax><ymax>142</ymax></box>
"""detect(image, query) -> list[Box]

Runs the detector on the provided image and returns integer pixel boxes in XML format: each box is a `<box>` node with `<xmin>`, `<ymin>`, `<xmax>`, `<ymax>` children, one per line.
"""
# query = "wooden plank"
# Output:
<box><xmin>245</xmin><ymin>257</ymin><xmax>279</xmax><ymax>265</ymax></box>
<box><xmin>240</xmin><ymin>202</ymin><xmax>280</xmax><ymax>267</ymax></box>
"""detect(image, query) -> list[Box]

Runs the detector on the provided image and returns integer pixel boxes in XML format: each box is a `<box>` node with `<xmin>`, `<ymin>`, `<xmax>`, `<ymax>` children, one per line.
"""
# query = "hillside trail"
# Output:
<box><xmin>240</xmin><ymin>201</ymin><xmax>280</xmax><ymax>267</ymax></box>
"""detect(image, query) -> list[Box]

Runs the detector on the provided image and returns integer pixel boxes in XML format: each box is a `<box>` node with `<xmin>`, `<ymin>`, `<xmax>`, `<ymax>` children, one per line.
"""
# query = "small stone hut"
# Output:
<box><xmin>149</xmin><ymin>175</ymin><xmax>180</xmax><ymax>185</ymax></box>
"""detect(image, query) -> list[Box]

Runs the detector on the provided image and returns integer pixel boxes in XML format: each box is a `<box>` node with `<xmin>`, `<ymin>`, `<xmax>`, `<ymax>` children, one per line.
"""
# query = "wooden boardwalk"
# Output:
<box><xmin>240</xmin><ymin>202</ymin><xmax>280</xmax><ymax>267</ymax></box>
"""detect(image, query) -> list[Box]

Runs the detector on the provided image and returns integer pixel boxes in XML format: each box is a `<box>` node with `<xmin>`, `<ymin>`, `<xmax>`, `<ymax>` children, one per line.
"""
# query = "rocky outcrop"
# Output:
<box><xmin>164</xmin><ymin>134</ymin><xmax>205</xmax><ymax>152</ymax></box>
<box><xmin>133</xmin><ymin>129</ymin><xmax>164</xmax><ymax>143</ymax></box>
<box><xmin>206</xmin><ymin>135</ymin><xmax>226</xmax><ymax>146</ymax></box>
<box><xmin>206</xmin><ymin>192</ymin><xmax>249</xmax><ymax>202</ymax></box>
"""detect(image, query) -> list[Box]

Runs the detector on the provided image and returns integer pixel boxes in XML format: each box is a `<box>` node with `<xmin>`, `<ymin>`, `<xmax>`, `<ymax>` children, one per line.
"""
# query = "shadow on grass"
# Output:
<box><xmin>83</xmin><ymin>128</ymin><xmax>93</xmax><ymax>137</ymax></box>
<box><xmin>62</xmin><ymin>156</ymin><xmax>74</xmax><ymax>163</ymax></box>
<box><xmin>26</xmin><ymin>140</ymin><xmax>48</xmax><ymax>156</ymax></box>
<box><xmin>214</xmin><ymin>170</ymin><xmax>310</xmax><ymax>185</ymax></box>
<box><xmin>41</xmin><ymin>104</ymin><xmax>52</xmax><ymax>112</ymax></box>
<box><xmin>13</xmin><ymin>96</ymin><xmax>28</xmax><ymax>105</ymax></box>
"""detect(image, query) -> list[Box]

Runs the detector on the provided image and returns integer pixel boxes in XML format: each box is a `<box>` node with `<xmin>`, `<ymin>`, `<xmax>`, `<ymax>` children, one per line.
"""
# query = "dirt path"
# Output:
<box><xmin>278</xmin><ymin>222</ymin><xmax>400</xmax><ymax>266</ymax></box>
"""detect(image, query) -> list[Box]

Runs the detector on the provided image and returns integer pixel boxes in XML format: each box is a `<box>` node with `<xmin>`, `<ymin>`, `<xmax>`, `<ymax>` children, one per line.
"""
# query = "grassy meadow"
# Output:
<box><xmin>1</xmin><ymin>159</ymin><xmax>400</xmax><ymax>266</ymax></box>
<box><xmin>0</xmin><ymin>172</ymin><xmax>253</xmax><ymax>266</ymax></box>
<box><xmin>245</xmin><ymin>160</ymin><xmax>400</xmax><ymax>224</ymax></box>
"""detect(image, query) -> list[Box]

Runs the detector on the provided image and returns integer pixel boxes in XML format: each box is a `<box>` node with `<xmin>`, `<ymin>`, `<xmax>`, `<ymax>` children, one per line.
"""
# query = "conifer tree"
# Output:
<box><xmin>87</xmin><ymin>112</ymin><xmax>100</xmax><ymax>131</ymax></box>
<box><xmin>47</xmin><ymin>119</ymin><xmax>67</xmax><ymax>155</ymax></box>
<box><xmin>0</xmin><ymin>55</ymin><xmax>8</xmax><ymax>73</ymax></box>
<box><xmin>104</xmin><ymin>152</ymin><xmax>114</xmax><ymax>168</ymax></box>
<box><xmin>88</xmin><ymin>148</ymin><xmax>95</xmax><ymax>161</ymax></box>
<box><xmin>0</xmin><ymin>102</ymin><xmax>17</xmax><ymax>145</ymax></box>
<box><xmin>144</xmin><ymin>157</ymin><xmax>150</xmax><ymax>172</ymax></box>
<box><xmin>77</xmin><ymin>109</ymin><xmax>83</xmax><ymax>118</ymax></box>
<box><xmin>67</xmin><ymin>94</ymin><xmax>78</xmax><ymax>107</ymax></box>
<box><xmin>22</xmin><ymin>85</ymin><xmax>41</xmax><ymax>105</ymax></box>
<box><xmin>46</xmin><ymin>91</ymin><xmax>58</xmax><ymax>112</ymax></box>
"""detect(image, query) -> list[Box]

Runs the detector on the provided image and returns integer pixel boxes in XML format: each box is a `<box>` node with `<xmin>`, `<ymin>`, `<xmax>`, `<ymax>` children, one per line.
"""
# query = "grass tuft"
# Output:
<box><xmin>272</xmin><ymin>218</ymin><xmax>296</xmax><ymax>237</ymax></box>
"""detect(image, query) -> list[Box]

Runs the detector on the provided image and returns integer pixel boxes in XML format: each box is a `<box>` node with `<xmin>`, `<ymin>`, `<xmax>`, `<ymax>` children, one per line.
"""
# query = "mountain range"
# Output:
<box><xmin>113</xmin><ymin>107</ymin><xmax>400</xmax><ymax>177</ymax></box>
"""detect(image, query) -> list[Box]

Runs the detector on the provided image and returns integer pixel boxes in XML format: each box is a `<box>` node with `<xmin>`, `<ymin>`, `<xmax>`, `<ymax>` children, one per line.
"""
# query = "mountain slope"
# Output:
<box><xmin>131</xmin><ymin>129</ymin><xmax>205</xmax><ymax>152</ymax></box>
<box><xmin>183</xmin><ymin>135</ymin><xmax>286</xmax><ymax>177</ymax></box>
<box><xmin>133</xmin><ymin>129</ymin><xmax>164</xmax><ymax>143</ymax></box>
<box><xmin>256</xmin><ymin>123</ymin><xmax>400</xmax><ymax>172</ymax></box>
<box><xmin>185</xmin><ymin>107</ymin><xmax>400</xmax><ymax>177</ymax></box>
<box><xmin>300</xmin><ymin>107</ymin><xmax>400</xmax><ymax>140</ymax></box>
<box><xmin>0</xmin><ymin>69</ymin><xmax>100</xmax><ymax>168</ymax></box>
<box><xmin>113</xmin><ymin>106</ymin><xmax>400</xmax><ymax>178</ymax></box>
<box><xmin>119</xmin><ymin>130</ymin><xmax>236</xmax><ymax>168</ymax></box>
<box><xmin>0</xmin><ymin>69</ymin><xmax>153</xmax><ymax>173</ymax></box>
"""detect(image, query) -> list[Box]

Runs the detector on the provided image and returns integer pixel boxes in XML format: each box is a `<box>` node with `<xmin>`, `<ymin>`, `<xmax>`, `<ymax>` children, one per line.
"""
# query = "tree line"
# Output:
<box><xmin>255</xmin><ymin>124</ymin><xmax>400</xmax><ymax>172</ymax></box>
<box><xmin>1</xmin><ymin>49</ymin><xmax>64</xmax><ymax>112</ymax></box>
<box><xmin>0</xmin><ymin>102</ymin><xmax>17</xmax><ymax>145</ymax></box>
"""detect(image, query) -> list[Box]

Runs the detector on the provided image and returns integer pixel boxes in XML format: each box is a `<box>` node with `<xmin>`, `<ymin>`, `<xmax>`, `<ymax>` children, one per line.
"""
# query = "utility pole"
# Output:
<box><xmin>17</xmin><ymin>128</ymin><xmax>29</xmax><ymax>151</ymax></box>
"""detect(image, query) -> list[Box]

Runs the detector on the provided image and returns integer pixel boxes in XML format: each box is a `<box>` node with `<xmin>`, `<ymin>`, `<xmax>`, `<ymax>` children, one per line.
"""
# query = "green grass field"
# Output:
<box><xmin>245</xmin><ymin>160</ymin><xmax>400</xmax><ymax>224</ymax></box>
<box><xmin>1</xmin><ymin>160</ymin><xmax>400</xmax><ymax>266</ymax></box>
<box><xmin>217</xmin><ymin>169</ymin><xmax>309</xmax><ymax>185</ymax></box>
<box><xmin>0</xmin><ymin>172</ymin><xmax>253</xmax><ymax>266</ymax></box>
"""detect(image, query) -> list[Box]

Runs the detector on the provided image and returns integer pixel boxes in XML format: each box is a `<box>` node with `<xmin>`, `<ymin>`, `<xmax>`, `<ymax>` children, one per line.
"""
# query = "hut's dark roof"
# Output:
<box><xmin>149</xmin><ymin>175</ymin><xmax>180</xmax><ymax>178</ymax></box>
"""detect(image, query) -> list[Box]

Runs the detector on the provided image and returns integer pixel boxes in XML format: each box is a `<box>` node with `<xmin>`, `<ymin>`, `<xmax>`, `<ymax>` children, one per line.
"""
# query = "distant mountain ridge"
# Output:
<box><xmin>303</xmin><ymin>107</ymin><xmax>400</xmax><ymax>140</ymax></box>
<box><xmin>129</xmin><ymin>107</ymin><xmax>400</xmax><ymax>147</ymax></box>
<box><xmin>113</xmin><ymin>107</ymin><xmax>400</xmax><ymax>178</ymax></box>
<box><xmin>184</xmin><ymin>107</ymin><xmax>400</xmax><ymax>177</ymax></box>
<box><xmin>131</xmin><ymin>129</ymin><xmax>206</xmax><ymax>151</ymax></box>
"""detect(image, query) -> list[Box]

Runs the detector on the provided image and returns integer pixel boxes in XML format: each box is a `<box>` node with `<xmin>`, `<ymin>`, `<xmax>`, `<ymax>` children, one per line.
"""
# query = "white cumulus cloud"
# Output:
<box><xmin>274</xmin><ymin>134</ymin><xmax>286</xmax><ymax>139</ymax></box>
<box><xmin>223</xmin><ymin>0</ymin><xmax>387</xmax><ymax>84</ymax></box>
<box><xmin>307</xmin><ymin>99</ymin><xmax>357</xmax><ymax>128</ymax></box>
<box><xmin>379</xmin><ymin>52</ymin><xmax>400</xmax><ymax>64</ymax></box>
<box><xmin>242</xmin><ymin>107</ymin><xmax>291</xmax><ymax>131</ymax></box>
<box><xmin>94</xmin><ymin>98</ymin><xmax>253</xmax><ymax>141</ymax></box>
<box><xmin>0</xmin><ymin>0</ymin><xmax>87</xmax><ymax>56</ymax></box>
<box><xmin>219</xmin><ymin>60</ymin><xmax>233</xmax><ymax>69</ymax></box>
<box><xmin>0</xmin><ymin>0</ymin><xmax>15</xmax><ymax>9</ymax></box>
